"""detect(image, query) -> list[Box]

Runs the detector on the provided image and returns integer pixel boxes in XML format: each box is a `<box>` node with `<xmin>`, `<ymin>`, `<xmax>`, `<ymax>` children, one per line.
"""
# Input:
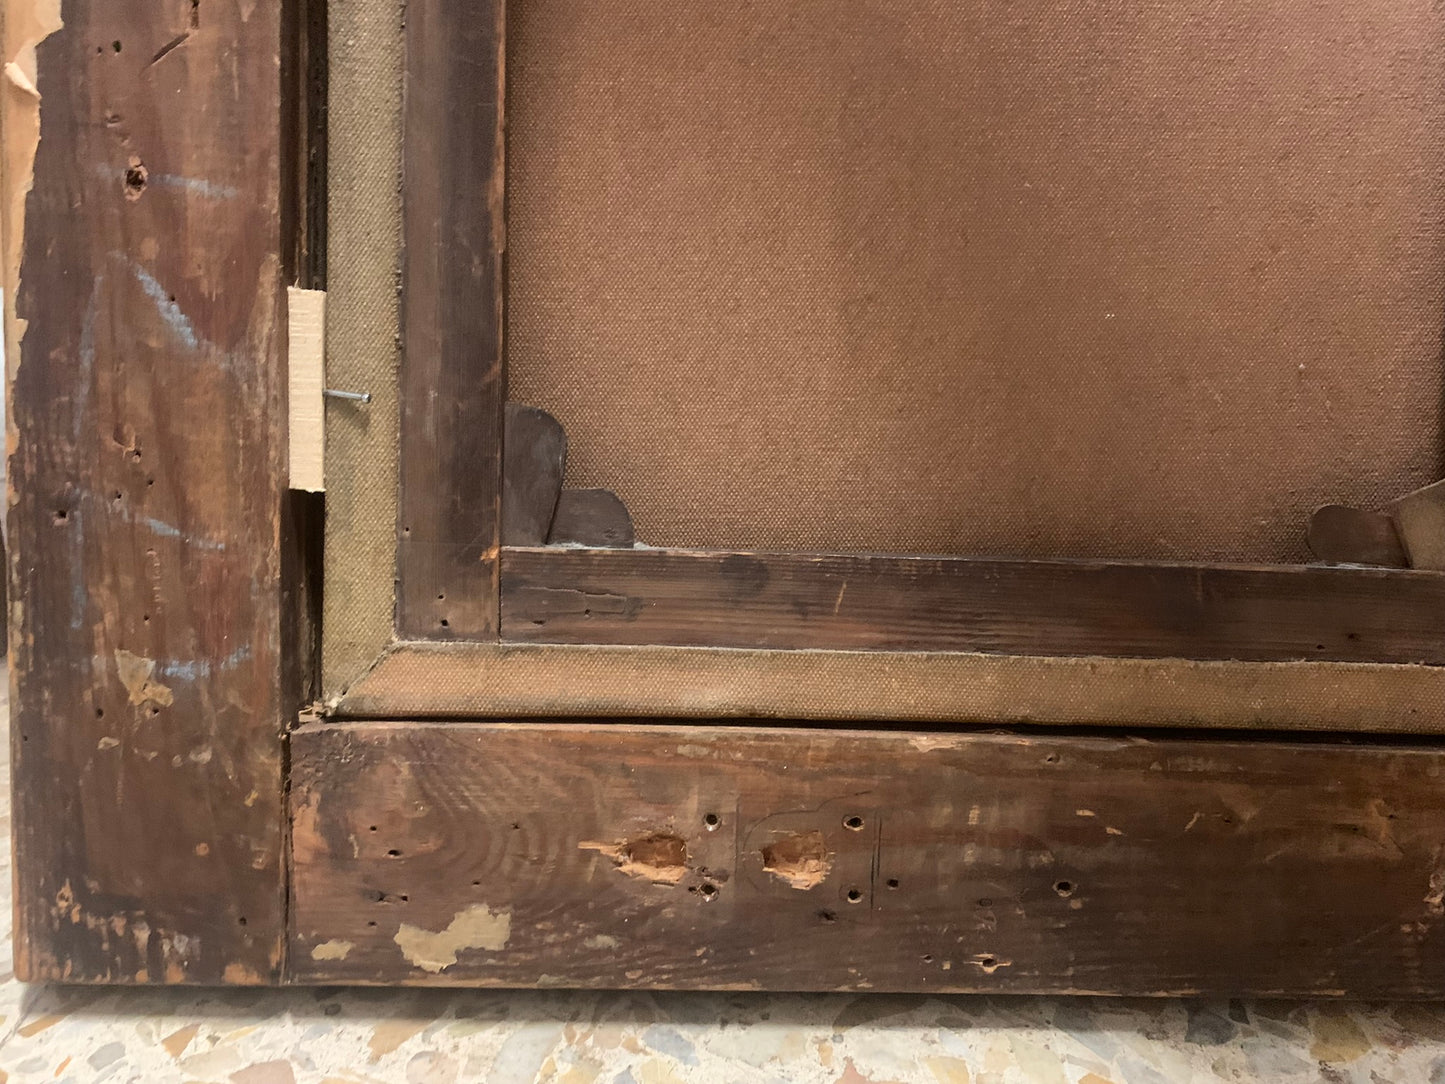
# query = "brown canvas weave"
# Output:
<box><xmin>324</xmin><ymin>0</ymin><xmax>403</xmax><ymax>690</ymax></box>
<box><xmin>507</xmin><ymin>0</ymin><xmax>1445</xmax><ymax>561</ymax></box>
<box><xmin>339</xmin><ymin>643</ymin><xmax>1445</xmax><ymax>736</ymax></box>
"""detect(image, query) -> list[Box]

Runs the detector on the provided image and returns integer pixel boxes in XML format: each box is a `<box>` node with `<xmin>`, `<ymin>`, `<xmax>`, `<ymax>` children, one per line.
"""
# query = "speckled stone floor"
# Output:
<box><xmin>6</xmin><ymin>674</ymin><xmax>1445</xmax><ymax>1084</ymax></box>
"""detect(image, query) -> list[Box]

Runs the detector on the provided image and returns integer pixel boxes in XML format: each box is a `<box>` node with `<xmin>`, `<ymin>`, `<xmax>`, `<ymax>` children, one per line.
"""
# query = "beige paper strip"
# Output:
<box><xmin>287</xmin><ymin>287</ymin><xmax>325</xmax><ymax>493</ymax></box>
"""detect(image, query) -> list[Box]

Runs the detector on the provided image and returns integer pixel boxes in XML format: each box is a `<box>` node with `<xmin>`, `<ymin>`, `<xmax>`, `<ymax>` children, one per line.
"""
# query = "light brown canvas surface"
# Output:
<box><xmin>507</xmin><ymin>0</ymin><xmax>1445</xmax><ymax>561</ymax></box>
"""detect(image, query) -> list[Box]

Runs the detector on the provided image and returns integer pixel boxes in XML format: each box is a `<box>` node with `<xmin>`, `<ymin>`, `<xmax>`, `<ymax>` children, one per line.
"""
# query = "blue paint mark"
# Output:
<box><xmin>92</xmin><ymin>164</ymin><xmax>239</xmax><ymax>201</ymax></box>
<box><xmin>156</xmin><ymin>646</ymin><xmax>252</xmax><ymax>682</ymax></box>
<box><xmin>130</xmin><ymin>265</ymin><xmax>199</xmax><ymax>350</ymax></box>
<box><xmin>68</xmin><ymin>508</ymin><xmax>87</xmax><ymax>631</ymax></box>
<box><xmin>158</xmin><ymin>659</ymin><xmax>204</xmax><ymax>681</ymax></box>
<box><xmin>81</xmin><ymin>492</ymin><xmax>229</xmax><ymax>553</ymax></box>
<box><xmin>151</xmin><ymin>174</ymin><xmax>240</xmax><ymax>200</ymax></box>
<box><xmin>76</xmin><ymin>275</ymin><xmax>102</xmax><ymax>440</ymax></box>
<box><xmin>641</xmin><ymin>1026</ymin><xmax>699</xmax><ymax>1067</ymax></box>
<box><xmin>138</xmin><ymin>515</ymin><xmax>226</xmax><ymax>552</ymax></box>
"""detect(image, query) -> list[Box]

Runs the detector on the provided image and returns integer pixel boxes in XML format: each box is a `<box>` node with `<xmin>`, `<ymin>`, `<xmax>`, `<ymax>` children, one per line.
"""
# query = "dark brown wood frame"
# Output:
<box><xmin>391</xmin><ymin>2</ymin><xmax>1445</xmax><ymax>668</ymax></box>
<box><xmin>15</xmin><ymin>0</ymin><xmax>1445</xmax><ymax>994</ymax></box>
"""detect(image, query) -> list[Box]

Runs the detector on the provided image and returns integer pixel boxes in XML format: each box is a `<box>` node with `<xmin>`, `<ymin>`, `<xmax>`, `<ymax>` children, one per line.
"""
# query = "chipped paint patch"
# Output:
<box><xmin>761</xmin><ymin>829</ymin><xmax>833</xmax><ymax>890</ymax></box>
<box><xmin>395</xmin><ymin>903</ymin><xmax>512</xmax><ymax>973</ymax></box>
<box><xmin>583</xmin><ymin>934</ymin><xmax>619</xmax><ymax>950</ymax></box>
<box><xmin>1426</xmin><ymin>852</ymin><xmax>1445</xmax><ymax>916</ymax></box>
<box><xmin>114</xmin><ymin>649</ymin><xmax>175</xmax><ymax>708</ymax></box>
<box><xmin>222</xmin><ymin>963</ymin><xmax>264</xmax><ymax>984</ymax></box>
<box><xmin>310</xmin><ymin>939</ymin><xmax>354</xmax><ymax>962</ymax></box>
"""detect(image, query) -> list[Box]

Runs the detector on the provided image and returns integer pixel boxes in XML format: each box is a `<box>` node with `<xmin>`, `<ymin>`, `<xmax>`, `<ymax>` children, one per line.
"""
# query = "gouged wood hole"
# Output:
<box><xmin>761</xmin><ymin>830</ymin><xmax>833</xmax><ymax>890</ymax></box>
<box><xmin>579</xmin><ymin>832</ymin><xmax>689</xmax><ymax>885</ymax></box>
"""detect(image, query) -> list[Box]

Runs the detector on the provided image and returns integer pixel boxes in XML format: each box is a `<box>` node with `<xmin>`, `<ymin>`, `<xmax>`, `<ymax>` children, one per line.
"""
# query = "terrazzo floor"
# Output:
<box><xmin>6</xmin><ymin>675</ymin><xmax>1445</xmax><ymax>1083</ymax></box>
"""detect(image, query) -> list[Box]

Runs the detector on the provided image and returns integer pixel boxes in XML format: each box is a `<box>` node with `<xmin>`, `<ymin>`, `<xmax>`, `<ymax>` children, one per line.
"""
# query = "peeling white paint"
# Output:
<box><xmin>395</xmin><ymin>904</ymin><xmax>512</xmax><ymax>973</ymax></box>
<box><xmin>310</xmin><ymin>939</ymin><xmax>354</xmax><ymax>962</ymax></box>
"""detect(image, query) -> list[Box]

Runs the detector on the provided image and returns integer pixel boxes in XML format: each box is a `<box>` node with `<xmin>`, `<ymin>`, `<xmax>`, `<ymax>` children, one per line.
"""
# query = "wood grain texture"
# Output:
<box><xmin>500</xmin><ymin>548</ymin><xmax>1445</xmax><ymax>663</ymax></box>
<box><xmin>397</xmin><ymin>0</ymin><xmax>505</xmax><ymax>639</ymax></box>
<box><xmin>9</xmin><ymin>0</ymin><xmax>287</xmax><ymax>983</ymax></box>
<box><xmin>292</xmin><ymin>721</ymin><xmax>1445</xmax><ymax>994</ymax></box>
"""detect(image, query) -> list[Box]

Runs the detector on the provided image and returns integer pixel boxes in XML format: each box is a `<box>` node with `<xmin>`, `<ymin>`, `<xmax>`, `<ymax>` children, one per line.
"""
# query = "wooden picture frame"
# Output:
<box><xmin>14</xmin><ymin>0</ymin><xmax>1445</xmax><ymax>993</ymax></box>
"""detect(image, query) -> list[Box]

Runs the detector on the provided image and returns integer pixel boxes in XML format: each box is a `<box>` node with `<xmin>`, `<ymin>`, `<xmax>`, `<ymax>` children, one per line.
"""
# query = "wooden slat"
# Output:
<box><xmin>500</xmin><ymin>547</ymin><xmax>1445</xmax><ymax>663</ymax></box>
<box><xmin>396</xmin><ymin>0</ymin><xmax>506</xmax><ymax>638</ymax></box>
<box><xmin>292</xmin><ymin>721</ymin><xmax>1445</xmax><ymax>994</ymax></box>
<box><xmin>9</xmin><ymin>0</ymin><xmax>287</xmax><ymax>982</ymax></box>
